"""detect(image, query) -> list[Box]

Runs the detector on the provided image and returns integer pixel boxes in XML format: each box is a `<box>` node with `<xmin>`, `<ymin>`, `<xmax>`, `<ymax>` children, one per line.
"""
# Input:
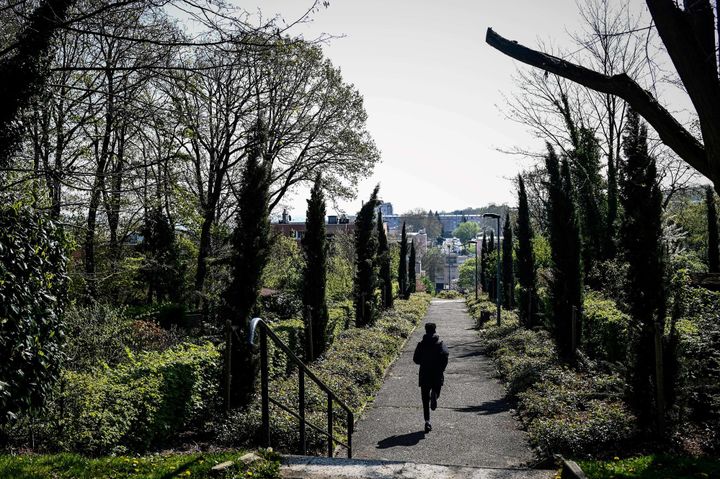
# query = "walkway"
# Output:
<box><xmin>351</xmin><ymin>299</ymin><xmax>536</xmax><ymax>468</ymax></box>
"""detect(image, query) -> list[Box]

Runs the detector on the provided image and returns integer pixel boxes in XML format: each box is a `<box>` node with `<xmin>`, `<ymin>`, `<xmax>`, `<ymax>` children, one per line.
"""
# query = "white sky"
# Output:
<box><xmin>245</xmin><ymin>0</ymin><xmax>625</xmax><ymax>217</ymax></box>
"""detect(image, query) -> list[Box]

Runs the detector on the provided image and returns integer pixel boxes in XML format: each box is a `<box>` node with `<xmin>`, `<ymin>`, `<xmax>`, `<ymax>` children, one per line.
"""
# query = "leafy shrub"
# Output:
<box><xmin>436</xmin><ymin>290</ymin><xmax>462</xmax><ymax>299</ymax></box>
<box><xmin>63</xmin><ymin>304</ymin><xmax>180</xmax><ymax>372</ymax></box>
<box><xmin>0</xmin><ymin>205</ymin><xmax>68</xmax><ymax>423</ymax></box>
<box><xmin>581</xmin><ymin>291</ymin><xmax>630</xmax><ymax>363</ymax></box>
<box><xmin>18</xmin><ymin>343</ymin><xmax>220</xmax><ymax>454</ymax></box>
<box><xmin>467</xmin><ymin>295</ymin><xmax>636</xmax><ymax>457</ymax></box>
<box><xmin>218</xmin><ymin>293</ymin><xmax>432</xmax><ymax>454</ymax></box>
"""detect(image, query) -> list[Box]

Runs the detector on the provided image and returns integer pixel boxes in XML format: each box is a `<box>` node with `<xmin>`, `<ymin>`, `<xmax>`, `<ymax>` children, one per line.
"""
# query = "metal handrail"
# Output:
<box><xmin>247</xmin><ymin>317</ymin><xmax>354</xmax><ymax>458</ymax></box>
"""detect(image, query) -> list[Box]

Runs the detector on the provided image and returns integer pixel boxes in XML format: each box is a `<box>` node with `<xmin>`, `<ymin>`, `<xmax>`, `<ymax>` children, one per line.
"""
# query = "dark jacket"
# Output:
<box><xmin>413</xmin><ymin>333</ymin><xmax>449</xmax><ymax>388</ymax></box>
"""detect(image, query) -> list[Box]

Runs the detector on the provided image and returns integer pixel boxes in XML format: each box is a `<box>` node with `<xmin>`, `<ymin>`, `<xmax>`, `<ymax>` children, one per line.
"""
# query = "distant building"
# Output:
<box><xmin>272</xmin><ymin>215</ymin><xmax>356</xmax><ymax>241</ymax></box>
<box><xmin>378</xmin><ymin>201</ymin><xmax>394</xmax><ymax>217</ymax></box>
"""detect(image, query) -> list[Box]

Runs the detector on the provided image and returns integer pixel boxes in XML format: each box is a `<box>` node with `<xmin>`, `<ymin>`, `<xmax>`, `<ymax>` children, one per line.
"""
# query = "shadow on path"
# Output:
<box><xmin>452</xmin><ymin>398</ymin><xmax>511</xmax><ymax>415</ymax></box>
<box><xmin>376</xmin><ymin>431</ymin><xmax>426</xmax><ymax>449</ymax></box>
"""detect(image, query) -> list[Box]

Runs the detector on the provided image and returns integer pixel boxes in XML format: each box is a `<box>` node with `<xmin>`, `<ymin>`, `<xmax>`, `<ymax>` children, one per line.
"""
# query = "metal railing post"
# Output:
<box><xmin>299</xmin><ymin>367</ymin><xmax>306</xmax><ymax>455</ymax></box>
<box><xmin>327</xmin><ymin>393</ymin><xmax>333</xmax><ymax>457</ymax></box>
<box><xmin>260</xmin><ymin>326</ymin><xmax>270</xmax><ymax>448</ymax></box>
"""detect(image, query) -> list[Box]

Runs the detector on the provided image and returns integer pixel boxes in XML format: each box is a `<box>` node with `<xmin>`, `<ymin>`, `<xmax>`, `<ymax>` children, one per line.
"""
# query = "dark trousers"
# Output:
<box><xmin>421</xmin><ymin>385</ymin><xmax>442</xmax><ymax>421</ymax></box>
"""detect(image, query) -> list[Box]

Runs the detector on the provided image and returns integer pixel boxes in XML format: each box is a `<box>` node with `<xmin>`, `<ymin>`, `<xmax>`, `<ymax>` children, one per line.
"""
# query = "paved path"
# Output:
<box><xmin>351</xmin><ymin>299</ymin><xmax>536</xmax><ymax>469</ymax></box>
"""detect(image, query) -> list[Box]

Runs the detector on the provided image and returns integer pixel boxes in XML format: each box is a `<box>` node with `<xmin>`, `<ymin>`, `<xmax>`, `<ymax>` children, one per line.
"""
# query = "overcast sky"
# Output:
<box><xmin>246</xmin><ymin>0</ymin><xmax>618</xmax><ymax>218</ymax></box>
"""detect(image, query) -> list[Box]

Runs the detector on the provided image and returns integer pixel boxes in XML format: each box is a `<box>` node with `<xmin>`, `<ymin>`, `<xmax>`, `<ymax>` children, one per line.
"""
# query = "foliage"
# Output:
<box><xmin>377</xmin><ymin>211</ymin><xmax>393</xmax><ymax>309</ymax></box>
<box><xmin>578</xmin><ymin>455</ymin><xmax>720</xmax><ymax>479</ymax></box>
<box><xmin>326</xmin><ymin>231</ymin><xmax>354</xmax><ymax>303</ymax></box>
<box><xmin>436</xmin><ymin>290</ymin><xmax>463</xmax><ymax>300</ymax></box>
<box><xmin>8</xmin><ymin>342</ymin><xmax>220</xmax><ymax>454</ymax></box>
<box><xmin>223</xmin><ymin>120</ymin><xmax>272</xmax><ymax>409</ymax></box>
<box><xmin>408</xmin><ymin>241</ymin><xmax>417</xmax><ymax>294</ymax></box>
<box><xmin>302</xmin><ymin>174</ymin><xmax>329</xmax><ymax>360</ymax></box>
<box><xmin>706</xmin><ymin>186</ymin><xmax>719</xmax><ymax>272</ymax></box>
<box><xmin>453</xmin><ymin>221</ymin><xmax>479</xmax><ymax>244</ymax></box>
<box><xmin>620</xmin><ymin>109</ymin><xmax>666</xmax><ymax>429</ymax></box>
<box><xmin>516</xmin><ymin>175</ymin><xmax>537</xmax><ymax>327</ymax></box>
<box><xmin>398</xmin><ymin>222</ymin><xmax>408</xmax><ymax>299</ymax></box>
<box><xmin>0</xmin><ymin>451</ymin><xmax>282</xmax><ymax>479</ymax></box>
<box><xmin>0</xmin><ymin>205</ymin><xmax>68</xmax><ymax>423</ymax></box>
<box><xmin>62</xmin><ymin>303</ymin><xmax>180</xmax><ymax>372</ymax></box>
<box><xmin>468</xmin><ymin>297</ymin><xmax>636</xmax><ymax>457</ymax></box>
<box><xmin>458</xmin><ymin>258</ymin><xmax>477</xmax><ymax>291</ymax></box>
<box><xmin>138</xmin><ymin>207</ymin><xmax>184</xmax><ymax>303</ymax></box>
<box><xmin>502</xmin><ymin>211</ymin><xmax>514</xmax><ymax>309</ymax></box>
<box><xmin>263</xmin><ymin>234</ymin><xmax>303</xmax><ymax>293</ymax></box>
<box><xmin>354</xmin><ymin>186</ymin><xmax>380</xmax><ymax>326</ymax></box>
<box><xmin>218</xmin><ymin>294</ymin><xmax>432</xmax><ymax>454</ymax></box>
<box><xmin>581</xmin><ymin>292</ymin><xmax>630</xmax><ymax>364</ymax></box>
<box><xmin>545</xmin><ymin>146</ymin><xmax>583</xmax><ymax>359</ymax></box>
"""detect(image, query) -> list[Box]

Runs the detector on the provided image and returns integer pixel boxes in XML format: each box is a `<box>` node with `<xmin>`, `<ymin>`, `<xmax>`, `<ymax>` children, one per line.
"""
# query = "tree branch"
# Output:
<box><xmin>485</xmin><ymin>27</ymin><xmax>709</xmax><ymax>180</ymax></box>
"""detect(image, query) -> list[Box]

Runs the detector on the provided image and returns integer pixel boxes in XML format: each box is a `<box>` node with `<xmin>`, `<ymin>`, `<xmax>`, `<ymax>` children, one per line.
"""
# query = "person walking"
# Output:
<box><xmin>413</xmin><ymin>322</ymin><xmax>449</xmax><ymax>433</ymax></box>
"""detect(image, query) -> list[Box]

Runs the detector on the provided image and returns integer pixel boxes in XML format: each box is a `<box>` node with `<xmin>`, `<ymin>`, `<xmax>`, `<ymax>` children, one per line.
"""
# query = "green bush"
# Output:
<box><xmin>219</xmin><ymin>293</ymin><xmax>432</xmax><ymax>454</ymax></box>
<box><xmin>467</xmin><ymin>295</ymin><xmax>636</xmax><ymax>457</ymax></box>
<box><xmin>0</xmin><ymin>205</ymin><xmax>68</xmax><ymax>423</ymax></box>
<box><xmin>20</xmin><ymin>342</ymin><xmax>220</xmax><ymax>454</ymax></box>
<box><xmin>63</xmin><ymin>303</ymin><xmax>181</xmax><ymax>372</ymax></box>
<box><xmin>581</xmin><ymin>291</ymin><xmax>630</xmax><ymax>363</ymax></box>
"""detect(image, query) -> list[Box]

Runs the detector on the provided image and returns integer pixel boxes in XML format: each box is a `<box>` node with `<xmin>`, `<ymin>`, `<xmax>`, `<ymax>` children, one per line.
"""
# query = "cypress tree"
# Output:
<box><xmin>223</xmin><ymin>119</ymin><xmax>271</xmax><ymax>409</ymax></box>
<box><xmin>706</xmin><ymin>185</ymin><xmax>719</xmax><ymax>273</ymax></box>
<box><xmin>302</xmin><ymin>173</ymin><xmax>329</xmax><ymax>361</ymax></box>
<box><xmin>436</xmin><ymin>211</ymin><xmax>444</xmax><ymax>239</ymax></box>
<box><xmin>515</xmin><ymin>175</ymin><xmax>537</xmax><ymax>327</ymax></box>
<box><xmin>480</xmin><ymin>233</ymin><xmax>487</xmax><ymax>293</ymax></box>
<box><xmin>408</xmin><ymin>240</ymin><xmax>417</xmax><ymax>294</ymax></box>
<box><xmin>377</xmin><ymin>210</ymin><xmax>393</xmax><ymax>309</ymax></box>
<box><xmin>606</xmin><ymin>150</ymin><xmax>619</xmax><ymax>259</ymax></box>
<box><xmin>488</xmin><ymin>230</ymin><xmax>496</xmax><ymax>301</ymax></box>
<box><xmin>398</xmin><ymin>222</ymin><xmax>408</xmax><ymax>299</ymax></box>
<box><xmin>620</xmin><ymin>109</ymin><xmax>667</xmax><ymax>431</ymax></box>
<box><xmin>546</xmin><ymin>145</ymin><xmax>583</xmax><ymax>361</ymax></box>
<box><xmin>139</xmin><ymin>206</ymin><xmax>182</xmax><ymax>304</ymax></box>
<box><xmin>502</xmin><ymin>212</ymin><xmax>514</xmax><ymax>309</ymax></box>
<box><xmin>354</xmin><ymin>186</ymin><xmax>380</xmax><ymax>327</ymax></box>
<box><xmin>572</xmin><ymin>128</ymin><xmax>606</xmax><ymax>280</ymax></box>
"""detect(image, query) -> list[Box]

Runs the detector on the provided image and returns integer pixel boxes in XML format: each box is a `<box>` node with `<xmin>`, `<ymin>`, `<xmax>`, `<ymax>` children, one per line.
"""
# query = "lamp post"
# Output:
<box><xmin>483</xmin><ymin>213</ymin><xmax>501</xmax><ymax>325</ymax></box>
<box><xmin>468</xmin><ymin>239</ymin><xmax>479</xmax><ymax>300</ymax></box>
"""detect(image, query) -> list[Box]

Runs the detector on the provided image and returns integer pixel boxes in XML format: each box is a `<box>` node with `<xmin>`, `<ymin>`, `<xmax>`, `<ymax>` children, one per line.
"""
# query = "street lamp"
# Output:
<box><xmin>468</xmin><ymin>239</ymin><xmax>479</xmax><ymax>300</ymax></box>
<box><xmin>483</xmin><ymin>213</ymin><xmax>501</xmax><ymax>325</ymax></box>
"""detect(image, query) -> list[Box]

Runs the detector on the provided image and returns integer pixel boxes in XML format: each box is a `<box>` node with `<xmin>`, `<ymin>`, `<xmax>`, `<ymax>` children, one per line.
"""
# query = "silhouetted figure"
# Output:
<box><xmin>413</xmin><ymin>322</ymin><xmax>449</xmax><ymax>433</ymax></box>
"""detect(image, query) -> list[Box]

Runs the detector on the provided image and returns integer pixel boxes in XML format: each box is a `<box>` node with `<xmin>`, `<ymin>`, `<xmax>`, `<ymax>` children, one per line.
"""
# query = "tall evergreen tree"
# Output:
<box><xmin>572</xmin><ymin>128</ymin><xmax>606</xmax><ymax>280</ymax></box>
<box><xmin>436</xmin><ymin>211</ymin><xmax>444</xmax><ymax>239</ymax></box>
<box><xmin>480</xmin><ymin>233</ymin><xmax>488</xmax><ymax>293</ymax></box>
<box><xmin>706</xmin><ymin>185</ymin><xmax>719</xmax><ymax>273</ymax></box>
<box><xmin>620</xmin><ymin>109</ymin><xmax>667</xmax><ymax>431</ymax></box>
<box><xmin>488</xmin><ymin>230</ymin><xmax>496</xmax><ymax>301</ymax></box>
<box><xmin>546</xmin><ymin>145</ymin><xmax>583</xmax><ymax>361</ymax></box>
<box><xmin>377</xmin><ymin>210</ymin><xmax>393</xmax><ymax>309</ymax></box>
<box><xmin>222</xmin><ymin>119</ymin><xmax>271</xmax><ymax>409</ymax></box>
<box><xmin>502</xmin><ymin>212</ymin><xmax>514</xmax><ymax>309</ymax></box>
<box><xmin>302</xmin><ymin>173</ymin><xmax>329</xmax><ymax>361</ymax></box>
<box><xmin>354</xmin><ymin>186</ymin><xmax>380</xmax><ymax>327</ymax></box>
<box><xmin>398</xmin><ymin>222</ymin><xmax>408</xmax><ymax>299</ymax></box>
<box><xmin>408</xmin><ymin>240</ymin><xmax>417</xmax><ymax>294</ymax></box>
<box><xmin>515</xmin><ymin>175</ymin><xmax>537</xmax><ymax>327</ymax></box>
<box><xmin>138</xmin><ymin>207</ymin><xmax>182</xmax><ymax>304</ymax></box>
<box><xmin>606</xmin><ymin>149</ymin><xmax>619</xmax><ymax>259</ymax></box>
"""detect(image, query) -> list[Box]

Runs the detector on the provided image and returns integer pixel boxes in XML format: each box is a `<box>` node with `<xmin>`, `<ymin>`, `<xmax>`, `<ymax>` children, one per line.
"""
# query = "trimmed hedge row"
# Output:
<box><xmin>466</xmin><ymin>295</ymin><xmax>636</xmax><ymax>458</ymax></box>
<box><xmin>9</xmin><ymin>343</ymin><xmax>220</xmax><ymax>455</ymax></box>
<box><xmin>219</xmin><ymin>293</ymin><xmax>432</xmax><ymax>453</ymax></box>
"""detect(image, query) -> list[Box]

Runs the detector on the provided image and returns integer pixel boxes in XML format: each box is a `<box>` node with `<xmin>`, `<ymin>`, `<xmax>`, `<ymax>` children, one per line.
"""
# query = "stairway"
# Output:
<box><xmin>281</xmin><ymin>455</ymin><xmax>556</xmax><ymax>479</ymax></box>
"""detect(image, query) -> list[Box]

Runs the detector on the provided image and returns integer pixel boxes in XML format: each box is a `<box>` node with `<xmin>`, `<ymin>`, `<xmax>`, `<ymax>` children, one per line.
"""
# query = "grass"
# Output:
<box><xmin>0</xmin><ymin>451</ymin><xmax>281</xmax><ymax>479</ymax></box>
<box><xmin>578</xmin><ymin>455</ymin><xmax>720</xmax><ymax>479</ymax></box>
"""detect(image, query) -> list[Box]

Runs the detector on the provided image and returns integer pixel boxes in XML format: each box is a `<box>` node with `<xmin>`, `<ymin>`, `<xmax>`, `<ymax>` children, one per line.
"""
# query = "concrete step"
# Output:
<box><xmin>281</xmin><ymin>455</ymin><xmax>556</xmax><ymax>479</ymax></box>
